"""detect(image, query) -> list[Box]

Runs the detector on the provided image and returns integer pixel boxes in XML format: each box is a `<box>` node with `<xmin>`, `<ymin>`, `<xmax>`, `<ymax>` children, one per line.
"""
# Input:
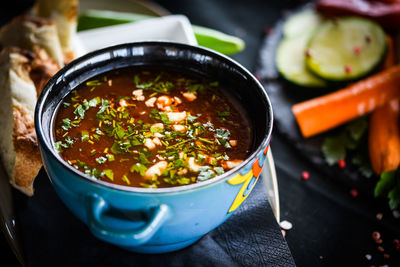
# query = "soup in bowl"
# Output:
<box><xmin>35</xmin><ymin>42</ymin><xmax>273</xmax><ymax>253</ymax></box>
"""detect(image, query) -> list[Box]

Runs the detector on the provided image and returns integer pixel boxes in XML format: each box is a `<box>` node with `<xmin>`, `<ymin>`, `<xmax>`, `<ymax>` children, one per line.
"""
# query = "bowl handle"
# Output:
<box><xmin>85</xmin><ymin>193</ymin><xmax>170</xmax><ymax>247</ymax></box>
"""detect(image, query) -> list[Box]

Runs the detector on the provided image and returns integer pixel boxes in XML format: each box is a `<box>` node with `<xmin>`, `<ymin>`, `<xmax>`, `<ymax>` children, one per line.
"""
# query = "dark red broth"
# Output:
<box><xmin>53</xmin><ymin>68</ymin><xmax>252</xmax><ymax>188</ymax></box>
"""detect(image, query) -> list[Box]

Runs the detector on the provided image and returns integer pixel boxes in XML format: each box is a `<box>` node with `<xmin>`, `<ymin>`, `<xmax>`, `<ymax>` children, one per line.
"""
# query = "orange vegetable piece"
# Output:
<box><xmin>368</xmin><ymin>98</ymin><xmax>400</xmax><ymax>174</ymax></box>
<box><xmin>292</xmin><ymin>64</ymin><xmax>400</xmax><ymax>137</ymax></box>
<box><xmin>368</xmin><ymin>35</ymin><xmax>400</xmax><ymax>174</ymax></box>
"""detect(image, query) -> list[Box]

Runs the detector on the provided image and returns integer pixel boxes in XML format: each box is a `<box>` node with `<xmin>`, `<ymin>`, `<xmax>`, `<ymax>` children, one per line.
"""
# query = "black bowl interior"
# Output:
<box><xmin>35</xmin><ymin>41</ymin><xmax>273</xmax><ymax>190</ymax></box>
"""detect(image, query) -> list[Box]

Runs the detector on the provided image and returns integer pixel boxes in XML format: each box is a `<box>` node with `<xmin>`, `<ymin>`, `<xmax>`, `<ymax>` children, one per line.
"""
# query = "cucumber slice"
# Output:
<box><xmin>191</xmin><ymin>25</ymin><xmax>245</xmax><ymax>55</ymax></box>
<box><xmin>283</xmin><ymin>10</ymin><xmax>323</xmax><ymax>39</ymax></box>
<box><xmin>78</xmin><ymin>10</ymin><xmax>153</xmax><ymax>31</ymax></box>
<box><xmin>306</xmin><ymin>17</ymin><xmax>387</xmax><ymax>81</ymax></box>
<box><xmin>276</xmin><ymin>33</ymin><xmax>327</xmax><ymax>88</ymax></box>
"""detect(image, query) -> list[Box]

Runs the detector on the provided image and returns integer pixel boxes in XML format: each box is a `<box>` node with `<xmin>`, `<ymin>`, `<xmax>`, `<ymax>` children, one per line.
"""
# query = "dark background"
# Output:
<box><xmin>1</xmin><ymin>0</ymin><xmax>400</xmax><ymax>266</ymax></box>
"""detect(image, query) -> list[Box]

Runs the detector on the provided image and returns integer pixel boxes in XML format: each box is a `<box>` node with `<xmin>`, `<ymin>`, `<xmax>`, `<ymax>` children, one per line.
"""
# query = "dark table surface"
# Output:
<box><xmin>2</xmin><ymin>0</ymin><xmax>400</xmax><ymax>266</ymax></box>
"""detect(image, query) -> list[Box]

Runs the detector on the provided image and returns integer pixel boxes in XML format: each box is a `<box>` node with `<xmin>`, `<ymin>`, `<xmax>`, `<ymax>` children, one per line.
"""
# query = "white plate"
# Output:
<box><xmin>76</xmin><ymin>14</ymin><xmax>280</xmax><ymax>222</ymax></box>
<box><xmin>76</xmin><ymin>15</ymin><xmax>197</xmax><ymax>55</ymax></box>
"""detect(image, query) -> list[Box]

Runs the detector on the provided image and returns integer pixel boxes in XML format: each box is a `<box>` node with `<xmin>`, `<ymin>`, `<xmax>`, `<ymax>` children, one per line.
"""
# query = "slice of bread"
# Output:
<box><xmin>33</xmin><ymin>0</ymin><xmax>78</xmax><ymax>63</ymax></box>
<box><xmin>0</xmin><ymin>47</ymin><xmax>59</xmax><ymax>196</ymax></box>
<box><xmin>0</xmin><ymin>15</ymin><xmax>64</xmax><ymax>67</ymax></box>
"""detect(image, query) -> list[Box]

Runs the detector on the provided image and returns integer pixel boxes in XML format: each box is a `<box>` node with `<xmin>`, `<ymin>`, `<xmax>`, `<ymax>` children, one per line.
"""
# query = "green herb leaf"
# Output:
<box><xmin>375</xmin><ymin>171</ymin><xmax>396</xmax><ymax>197</ymax></box>
<box><xmin>103</xmin><ymin>169</ymin><xmax>114</xmax><ymax>181</ymax></box>
<box><xmin>346</xmin><ymin>117</ymin><xmax>368</xmax><ymax>141</ymax></box>
<box><xmin>388</xmin><ymin>184</ymin><xmax>400</xmax><ymax>210</ymax></box>
<box><xmin>74</xmin><ymin>104</ymin><xmax>86</xmax><ymax>119</ymax></box>
<box><xmin>95</xmin><ymin>157</ymin><xmax>107</xmax><ymax>164</ymax></box>
<box><xmin>130</xmin><ymin>163</ymin><xmax>147</xmax><ymax>176</ymax></box>
<box><xmin>88</xmin><ymin>97</ymin><xmax>100</xmax><ymax>107</ymax></box>
<box><xmin>62</xmin><ymin>118</ymin><xmax>72</xmax><ymax>131</ymax></box>
<box><xmin>214</xmin><ymin>167</ymin><xmax>224</xmax><ymax>175</ymax></box>
<box><xmin>198</xmin><ymin>166</ymin><xmax>216</xmax><ymax>181</ymax></box>
<box><xmin>321</xmin><ymin>133</ymin><xmax>348</xmax><ymax>166</ymax></box>
<box><xmin>97</xmin><ymin>99</ymin><xmax>110</xmax><ymax>114</ymax></box>
<box><xmin>122</xmin><ymin>174</ymin><xmax>131</xmax><ymax>185</ymax></box>
<box><xmin>187</xmin><ymin>114</ymin><xmax>197</xmax><ymax>122</ymax></box>
<box><xmin>81</xmin><ymin>130</ymin><xmax>89</xmax><ymax>142</ymax></box>
<box><xmin>138</xmin><ymin>152</ymin><xmax>151</xmax><ymax>165</ymax></box>
<box><xmin>217</xmin><ymin>110</ymin><xmax>230</xmax><ymax>122</ymax></box>
<box><xmin>86</xmin><ymin>80</ymin><xmax>102</xmax><ymax>86</ymax></box>
<box><xmin>106</xmin><ymin>154</ymin><xmax>115</xmax><ymax>161</ymax></box>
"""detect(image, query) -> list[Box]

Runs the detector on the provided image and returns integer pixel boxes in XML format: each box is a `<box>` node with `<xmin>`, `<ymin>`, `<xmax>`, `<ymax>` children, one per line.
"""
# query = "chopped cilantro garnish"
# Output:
<box><xmin>86</xmin><ymin>80</ymin><xmax>102</xmax><ymax>86</ymax></box>
<box><xmin>54</xmin><ymin>141</ymin><xmax>68</xmax><ymax>153</ymax></box>
<box><xmin>96</xmin><ymin>157</ymin><xmax>107</xmax><ymax>164</ymax></box>
<box><xmin>62</xmin><ymin>118</ymin><xmax>72</xmax><ymax>131</ymax></box>
<box><xmin>106</xmin><ymin>154</ymin><xmax>115</xmax><ymax>161</ymax></box>
<box><xmin>130</xmin><ymin>163</ymin><xmax>147</xmax><ymax>176</ymax></box>
<box><xmin>81</xmin><ymin>130</ymin><xmax>89</xmax><ymax>142</ymax></box>
<box><xmin>88</xmin><ymin>97</ymin><xmax>100</xmax><ymax>107</ymax></box>
<box><xmin>122</xmin><ymin>175</ymin><xmax>131</xmax><ymax>185</ymax></box>
<box><xmin>103</xmin><ymin>169</ymin><xmax>114</xmax><ymax>181</ymax></box>
<box><xmin>214</xmin><ymin>167</ymin><xmax>224</xmax><ymax>175</ymax></box>
<box><xmin>74</xmin><ymin>104</ymin><xmax>86</xmax><ymax>119</ymax></box>
<box><xmin>55</xmin><ymin>70</ymin><xmax>246</xmax><ymax>189</ymax></box>
<box><xmin>217</xmin><ymin>110</ymin><xmax>230</xmax><ymax>122</ymax></box>
<box><xmin>97</xmin><ymin>99</ymin><xmax>110</xmax><ymax>114</ymax></box>
<box><xmin>198</xmin><ymin>166</ymin><xmax>216</xmax><ymax>181</ymax></box>
<box><xmin>187</xmin><ymin>114</ymin><xmax>197</xmax><ymax>122</ymax></box>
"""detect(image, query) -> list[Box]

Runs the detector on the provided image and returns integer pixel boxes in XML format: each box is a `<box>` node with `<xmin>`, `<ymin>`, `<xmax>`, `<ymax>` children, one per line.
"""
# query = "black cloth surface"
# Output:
<box><xmin>1</xmin><ymin>0</ymin><xmax>400</xmax><ymax>266</ymax></box>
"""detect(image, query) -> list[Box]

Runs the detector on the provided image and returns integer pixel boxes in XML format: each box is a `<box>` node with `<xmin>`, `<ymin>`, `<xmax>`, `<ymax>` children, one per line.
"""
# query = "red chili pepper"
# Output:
<box><xmin>316</xmin><ymin>0</ymin><xmax>400</xmax><ymax>30</ymax></box>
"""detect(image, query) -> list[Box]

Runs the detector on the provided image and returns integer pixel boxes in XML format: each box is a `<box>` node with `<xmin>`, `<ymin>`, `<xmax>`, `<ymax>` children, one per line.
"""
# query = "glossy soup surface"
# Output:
<box><xmin>53</xmin><ymin>68</ymin><xmax>252</xmax><ymax>188</ymax></box>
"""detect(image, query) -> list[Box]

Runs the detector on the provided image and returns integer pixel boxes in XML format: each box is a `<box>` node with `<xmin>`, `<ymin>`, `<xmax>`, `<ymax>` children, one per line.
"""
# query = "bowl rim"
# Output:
<box><xmin>35</xmin><ymin>41</ymin><xmax>273</xmax><ymax>194</ymax></box>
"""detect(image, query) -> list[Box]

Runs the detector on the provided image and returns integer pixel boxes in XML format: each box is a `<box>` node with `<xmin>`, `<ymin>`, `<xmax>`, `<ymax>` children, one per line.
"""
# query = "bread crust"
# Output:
<box><xmin>12</xmin><ymin>103</ymin><xmax>41</xmax><ymax>196</ymax></box>
<box><xmin>34</xmin><ymin>0</ymin><xmax>78</xmax><ymax>62</ymax></box>
<box><xmin>0</xmin><ymin>47</ymin><xmax>59</xmax><ymax>196</ymax></box>
<box><xmin>0</xmin><ymin>14</ymin><xmax>64</xmax><ymax>67</ymax></box>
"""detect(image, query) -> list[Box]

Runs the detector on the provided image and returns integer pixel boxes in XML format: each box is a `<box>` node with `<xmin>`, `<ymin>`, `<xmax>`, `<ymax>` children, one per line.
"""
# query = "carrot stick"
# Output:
<box><xmin>292</xmin><ymin>64</ymin><xmax>400</xmax><ymax>138</ymax></box>
<box><xmin>368</xmin><ymin>99</ymin><xmax>400</xmax><ymax>174</ymax></box>
<box><xmin>368</xmin><ymin>35</ymin><xmax>400</xmax><ymax>174</ymax></box>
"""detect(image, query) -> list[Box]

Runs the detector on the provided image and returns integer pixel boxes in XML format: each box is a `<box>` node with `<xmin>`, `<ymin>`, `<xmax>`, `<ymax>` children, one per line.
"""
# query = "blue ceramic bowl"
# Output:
<box><xmin>35</xmin><ymin>41</ymin><xmax>273</xmax><ymax>253</ymax></box>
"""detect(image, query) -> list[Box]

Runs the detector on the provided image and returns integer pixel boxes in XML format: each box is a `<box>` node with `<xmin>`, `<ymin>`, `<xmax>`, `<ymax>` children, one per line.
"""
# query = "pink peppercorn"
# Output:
<box><xmin>350</xmin><ymin>189</ymin><xmax>358</xmax><ymax>197</ymax></box>
<box><xmin>353</xmin><ymin>45</ymin><xmax>361</xmax><ymax>55</ymax></box>
<box><xmin>301</xmin><ymin>171</ymin><xmax>310</xmax><ymax>180</ymax></box>
<box><xmin>372</xmin><ymin>231</ymin><xmax>381</xmax><ymax>241</ymax></box>
<box><xmin>345</xmin><ymin>64</ymin><xmax>352</xmax><ymax>74</ymax></box>
<box><xmin>338</xmin><ymin>159</ymin><xmax>346</xmax><ymax>169</ymax></box>
<box><xmin>383</xmin><ymin>253</ymin><xmax>390</xmax><ymax>259</ymax></box>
